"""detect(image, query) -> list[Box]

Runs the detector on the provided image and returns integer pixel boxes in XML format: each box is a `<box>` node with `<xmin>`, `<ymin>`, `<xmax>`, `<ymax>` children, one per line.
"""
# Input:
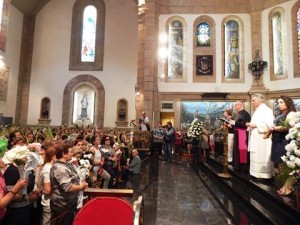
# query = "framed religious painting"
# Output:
<box><xmin>180</xmin><ymin>101</ymin><xmax>234</xmax><ymax>133</ymax></box>
<box><xmin>294</xmin><ymin>98</ymin><xmax>300</xmax><ymax>111</ymax></box>
<box><xmin>272</xmin><ymin>97</ymin><xmax>300</xmax><ymax>117</ymax></box>
<box><xmin>196</xmin><ymin>55</ymin><xmax>213</xmax><ymax>75</ymax></box>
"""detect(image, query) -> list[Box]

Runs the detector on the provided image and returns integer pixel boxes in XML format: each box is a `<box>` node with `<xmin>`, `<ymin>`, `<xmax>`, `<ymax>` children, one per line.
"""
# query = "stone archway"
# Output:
<box><xmin>62</xmin><ymin>75</ymin><xmax>104</xmax><ymax>127</ymax></box>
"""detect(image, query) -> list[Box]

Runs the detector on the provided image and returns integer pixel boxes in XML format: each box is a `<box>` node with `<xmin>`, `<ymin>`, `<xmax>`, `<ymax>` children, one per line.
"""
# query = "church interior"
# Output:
<box><xmin>0</xmin><ymin>0</ymin><xmax>300</xmax><ymax>224</ymax></box>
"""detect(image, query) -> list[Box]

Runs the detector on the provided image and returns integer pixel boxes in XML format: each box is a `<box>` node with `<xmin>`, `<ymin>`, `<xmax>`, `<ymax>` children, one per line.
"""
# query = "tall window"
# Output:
<box><xmin>0</xmin><ymin>0</ymin><xmax>3</xmax><ymax>33</ymax></box>
<box><xmin>272</xmin><ymin>12</ymin><xmax>283</xmax><ymax>76</ymax></box>
<box><xmin>291</xmin><ymin>2</ymin><xmax>300</xmax><ymax>77</ymax></box>
<box><xmin>167</xmin><ymin>20</ymin><xmax>183</xmax><ymax>79</ymax></box>
<box><xmin>81</xmin><ymin>5</ymin><xmax>97</xmax><ymax>62</ymax></box>
<box><xmin>69</xmin><ymin>0</ymin><xmax>105</xmax><ymax>71</ymax></box>
<box><xmin>0</xmin><ymin>0</ymin><xmax>9</xmax><ymax>52</ymax></box>
<box><xmin>297</xmin><ymin>8</ymin><xmax>300</xmax><ymax>66</ymax></box>
<box><xmin>224</xmin><ymin>20</ymin><xmax>240</xmax><ymax>79</ymax></box>
<box><xmin>196</xmin><ymin>22</ymin><xmax>211</xmax><ymax>47</ymax></box>
<box><xmin>269</xmin><ymin>7</ymin><xmax>287</xmax><ymax>80</ymax></box>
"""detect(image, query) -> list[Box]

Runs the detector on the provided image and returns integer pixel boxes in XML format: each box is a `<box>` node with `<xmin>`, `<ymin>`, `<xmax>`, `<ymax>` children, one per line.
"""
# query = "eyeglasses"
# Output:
<box><xmin>105</xmin><ymin>138</ymin><xmax>110</xmax><ymax>141</ymax></box>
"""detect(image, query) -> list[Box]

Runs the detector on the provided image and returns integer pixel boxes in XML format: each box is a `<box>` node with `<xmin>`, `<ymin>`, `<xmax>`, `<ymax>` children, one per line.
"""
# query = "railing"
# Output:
<box><xmin>84</xmin><ymin>188</ymin><xmax>134</xmax><ymax>201</ymax></box>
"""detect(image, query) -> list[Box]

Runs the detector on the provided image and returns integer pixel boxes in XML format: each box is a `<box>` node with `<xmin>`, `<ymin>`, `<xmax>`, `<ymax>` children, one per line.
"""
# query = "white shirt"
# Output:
<box><xmin>140</xmin><ymin>116</ymin><xmax>149</xmax><ymax>131</ymax></box>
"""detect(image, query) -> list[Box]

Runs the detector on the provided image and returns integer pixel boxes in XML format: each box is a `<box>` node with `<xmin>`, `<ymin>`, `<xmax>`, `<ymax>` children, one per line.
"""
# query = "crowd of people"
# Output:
<box><xmin>149</xmin><ymin>94</ymin><xmax>298</xmax><ymax>197</ymax></box>
<box><xmin>0</xmin><ymin>127</ymin><xmax>142</xmax><ymax>225</ymax></box>
<box><xmin>0</xmin><ymin>94</ymin><xmax>297</xmax><ymax>224</ymax></box>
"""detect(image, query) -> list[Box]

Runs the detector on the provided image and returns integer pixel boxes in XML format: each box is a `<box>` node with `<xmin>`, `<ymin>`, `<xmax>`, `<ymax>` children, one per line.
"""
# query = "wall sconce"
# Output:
<box><xmin>248</xmin><ymin>50</ymin><xmax>268</xmax><ymax>83</ymax></box>
<box><xmin>135</xmin><ymin>84</ymin><xmax>140</xmax><ymax>96</ymax></box>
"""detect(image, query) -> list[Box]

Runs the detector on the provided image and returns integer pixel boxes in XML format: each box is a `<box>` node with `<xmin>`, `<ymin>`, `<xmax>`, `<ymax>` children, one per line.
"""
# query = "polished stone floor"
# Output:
<box><xmin>120</xmin><ymin>154</ymin><xmax>300</xmax><ymax>225</ymax></box>
<box><xmin>156</xmin><ymin>159</ymin><xmax>230</xmax><ymax>225</ymax></box>
<box><xmin>131</xmin><ymin>155</ymin><xmax>231</xmax><ymax>225</ymax></box>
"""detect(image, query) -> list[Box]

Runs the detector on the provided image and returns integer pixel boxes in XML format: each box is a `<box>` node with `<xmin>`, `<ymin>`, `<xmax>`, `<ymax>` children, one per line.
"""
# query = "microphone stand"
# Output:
<box><xmin>217</xmin><ymin>122</ymin><xmax>231</xmax><ymax>179</ymax></box>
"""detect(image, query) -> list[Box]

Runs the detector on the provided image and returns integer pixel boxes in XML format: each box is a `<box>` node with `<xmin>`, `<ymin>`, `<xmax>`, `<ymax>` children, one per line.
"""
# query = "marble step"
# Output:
<box><xmin>197</xmin><ymin>157</ymin><xmax>300</xmax><ymax>225</ymax></box>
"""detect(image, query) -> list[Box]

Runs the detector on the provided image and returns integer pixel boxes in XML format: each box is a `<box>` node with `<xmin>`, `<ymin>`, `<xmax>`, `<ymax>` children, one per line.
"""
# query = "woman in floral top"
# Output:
<box><xmin>50</xmin><ymin>144</ymin><xmax>87</xmax><ymax>225</ymax></box>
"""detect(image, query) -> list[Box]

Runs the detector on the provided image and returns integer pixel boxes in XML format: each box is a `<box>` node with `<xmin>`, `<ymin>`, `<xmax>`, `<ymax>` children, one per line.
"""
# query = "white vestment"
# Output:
<box><xmin>248</xmin><ymin>103</ymin><xmax>274</xmax><ymax>178</ymax></box>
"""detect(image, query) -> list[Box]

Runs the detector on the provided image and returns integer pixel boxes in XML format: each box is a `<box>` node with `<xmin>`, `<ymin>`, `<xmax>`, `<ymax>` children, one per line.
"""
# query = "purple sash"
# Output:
<box><xmin>235</xmin><ymin>127</ymin><xmax>247</xmax><ymax>163</ymax></box>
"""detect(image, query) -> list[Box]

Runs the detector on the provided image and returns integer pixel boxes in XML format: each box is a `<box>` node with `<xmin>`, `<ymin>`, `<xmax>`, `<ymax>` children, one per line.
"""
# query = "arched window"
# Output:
<box><xmin>196</xmin><ymin>22</ymin><xmax>211</xmax><ymax>47</ymax></box>
<box><xmin>269</xmin><ymin>7</ymin><xmax>287</xmax><ymax>80</ymax></box>
<box><xmin>168</xmin><ymin>20</ymin><xmax>183</xmax><ymax>79</ymax></box>
<box><xmin>165</xmin><ymin>16</ymin><xmax>187</xmax><ymax>82</ymax></box>
<box><xmin>222</xmin><ymin>16</ymin><xmax>244</xmax><ymax>83</ymax></box>
<box><xmin>291</xmin><ymin>2</ymin><xmax>300</xmax><ymax>77</ymax></box>
<box><xmin>69</xmin><ymin>0</ymin><xmax>105</xmax><ymax>71</ymax></box>
<box><xmin>272</xmin><ymin>12</ymin><xmax>283</xmax><ymax>76</ymax></box>
<box><xmin>0</xmin><ymin>0</ymin><xmax>9</xmax><ymax>52</ymax></box>
<box><xmin>297</xmin><ymin>8</ymin><xmax>300</xmax><ymax>66</ymax></box>
<box><xmin>224</xmin><ymin>20</ymin><xmax>239</xmax><ymax>79</ymax></box>
<box><xmin>81</xmin><ymin>5</ymin><xmax>97</xmax><ymax>62</ymax></box>
<box><xmin>0</xmin><ymin>0</ymin><xmax>4</xmax><ymax>30</ymax></box>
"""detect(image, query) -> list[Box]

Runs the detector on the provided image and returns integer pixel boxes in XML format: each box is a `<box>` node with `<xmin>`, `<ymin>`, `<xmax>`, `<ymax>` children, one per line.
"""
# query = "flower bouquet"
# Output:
<box><xmin>78</xmin><ymin>159</ymin><xmax>91</xmax><ymax>182</ymax></box>
<box><xmin>277</xmin><ymin>111</ymin><xmax>300</xmax><ymax>186</ymax></box>
<box><xmin>77</xmin><ymin>159</ymin><xmax>91</xmax><ymax>209</ymax></box>
<box><xmin>186</xmin><ymin>118</ymin><xmax>204</xmax><ymax>144</ymax></box>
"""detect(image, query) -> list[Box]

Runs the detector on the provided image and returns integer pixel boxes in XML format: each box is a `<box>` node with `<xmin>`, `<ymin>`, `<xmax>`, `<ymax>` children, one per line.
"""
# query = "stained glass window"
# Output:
<box><xmin>167</xmin><ymin>20</ymin><xmax>183</xmax><ymax>79</ymax></box>
<box><xmin>0</xmin><ymin>0</ymin><xmax>3</xmax><ymax>33</ymax></box>
<box><xmin>224</xmin><ymin>20</ymin><xmax>240</xmax><ymax>79</ymax></box>
<box><xmin>196</xmin><ymin>22</ymin><xmax>211</xmax><ymax>46</ymax></box>
<box><xmin>297</xmin><ymin>8</ymin><xmax>300</xmax><ymax>65</ymax></box>
<box><xmin>81</xmin><ymin>5</ymin><xmax>97</xmax><ymax>62</ymax></box>
<box><xmin>272</xmin><ymin>12</ymin><xmax>283</xmax><ymax>76</ymax></box>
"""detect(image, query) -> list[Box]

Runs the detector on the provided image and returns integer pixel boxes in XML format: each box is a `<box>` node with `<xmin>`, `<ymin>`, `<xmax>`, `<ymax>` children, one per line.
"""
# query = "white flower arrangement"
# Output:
<box><xmin>187</xmin><ymin>118</ymin><xmax>203</xmax><ymax>141</ymax></box>
<box><xmin>281</xmin><ymin>111</ymin><xmax>300</xmax><ymax>181</ymax></box>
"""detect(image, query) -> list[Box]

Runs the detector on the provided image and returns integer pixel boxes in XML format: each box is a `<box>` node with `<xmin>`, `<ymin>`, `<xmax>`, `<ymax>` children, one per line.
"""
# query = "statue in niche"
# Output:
<box><xmin>80</xmin><ymin>94</ymin><xmax>89</xmax><ymax>119</ymax></box>
<box><xmin>119</xmin><ymin>108</ymin><xmax>126</xmax><ymax>120</ymax></box>
<box><xmin>116</xmin><ymin>99</ymin><xmax>127</xmax><ymax>124</ymax></box>
<box><xmin>42</xmin><ymin>106</ymin><xmax>49</xmax><ymax>119</ymax></box>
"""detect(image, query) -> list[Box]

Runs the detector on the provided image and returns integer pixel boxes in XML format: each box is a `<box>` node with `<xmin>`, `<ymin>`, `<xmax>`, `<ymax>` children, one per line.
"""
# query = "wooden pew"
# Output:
<box><xmin>84</xmin><ymin>188</ymin><xmax>134</xmax><ymax>201</ymax></box>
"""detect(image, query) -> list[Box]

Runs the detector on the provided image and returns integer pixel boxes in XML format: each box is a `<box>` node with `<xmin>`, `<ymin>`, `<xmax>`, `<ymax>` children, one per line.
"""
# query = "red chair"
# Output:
<box><xmin>74</xmin><ymin>196</ymin><xmax>143</xmax><ymax>225</ymax></box>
